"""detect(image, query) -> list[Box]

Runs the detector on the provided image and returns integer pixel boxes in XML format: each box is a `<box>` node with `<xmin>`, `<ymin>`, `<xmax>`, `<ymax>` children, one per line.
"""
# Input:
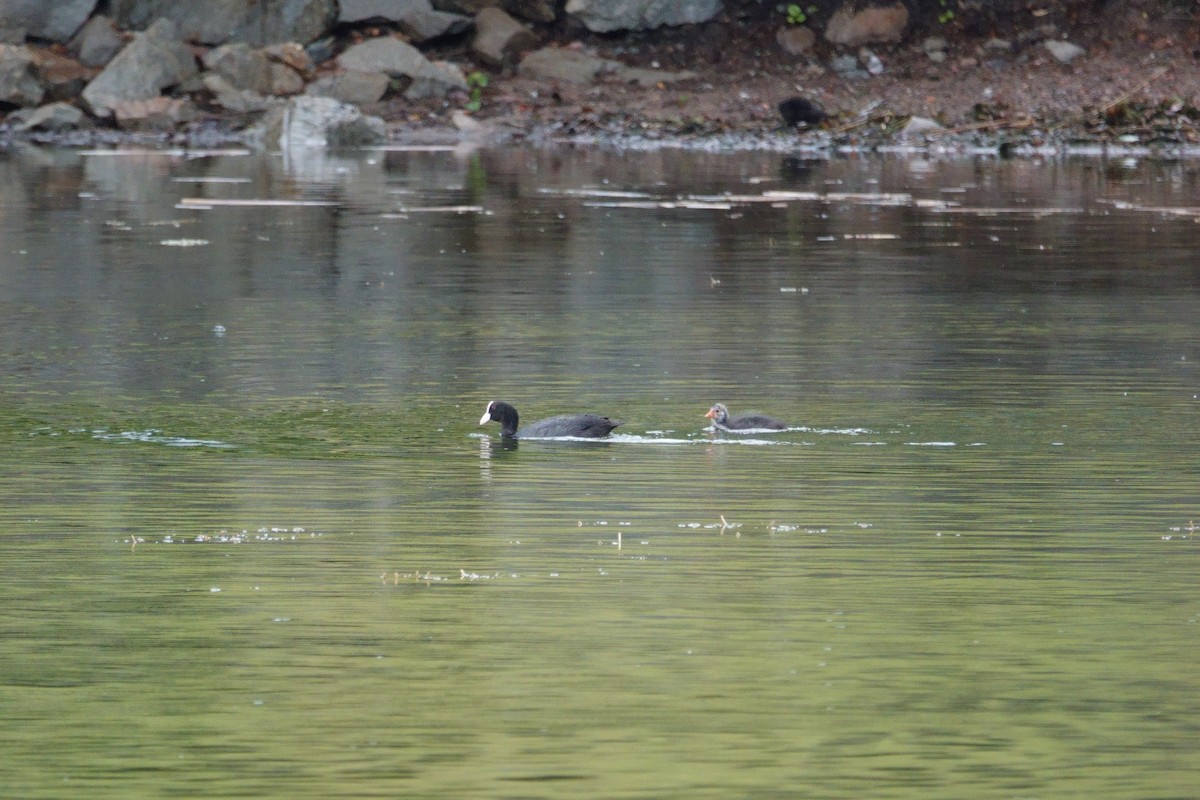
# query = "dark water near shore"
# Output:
<box><xmin>1</xmin><ymin>145</ymin><xmax>1198</xmax><ymax>799</ymax></box>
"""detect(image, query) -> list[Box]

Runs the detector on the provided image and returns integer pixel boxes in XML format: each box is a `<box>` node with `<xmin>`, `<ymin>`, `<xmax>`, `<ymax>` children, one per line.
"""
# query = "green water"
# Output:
<box><xmin>0</xmin><ymin>146</ymin><xmax>1197</xmax><ymax>798</ymax></box>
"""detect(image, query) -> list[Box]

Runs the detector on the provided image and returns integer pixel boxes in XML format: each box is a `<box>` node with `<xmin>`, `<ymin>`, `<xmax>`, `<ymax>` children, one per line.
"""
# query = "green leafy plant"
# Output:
<box><xmin>937</xmin><ymin>0</ymin><xmax>955</xmax><ymax>24</ymax></box>
<box><xmin>785</xmin><ymin>4</ymin><xmax>816</xmax><ymax>25</ymax></box>
<box><xmin>465</xmin><ymin>71</ymin><xmax>489</xmax><ymax>113</ymax></box>
<box><xmin>786</xmin><ymin>4</ymin><xmax>806</xmax><ymax>24</ymax></box>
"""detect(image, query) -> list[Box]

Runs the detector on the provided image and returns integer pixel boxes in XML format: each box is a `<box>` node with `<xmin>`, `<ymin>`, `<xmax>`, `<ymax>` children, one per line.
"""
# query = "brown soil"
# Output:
<box><xmin>393</xmin><ymin>1</ymin><xmax>1200</xmax><ymax>148</ymax></box>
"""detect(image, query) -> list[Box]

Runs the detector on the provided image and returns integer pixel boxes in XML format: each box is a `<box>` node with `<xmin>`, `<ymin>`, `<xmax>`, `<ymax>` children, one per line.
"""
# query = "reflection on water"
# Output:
<box><xmin>0</xmin><ymin>146</ymin><xmax>1198</xmax><ymax>799</ymax></box>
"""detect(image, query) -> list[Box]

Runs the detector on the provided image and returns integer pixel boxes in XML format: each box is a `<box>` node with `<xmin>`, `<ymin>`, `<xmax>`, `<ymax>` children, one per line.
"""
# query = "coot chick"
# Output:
<box><xmin>479</xmin><ymin>400</ymin><xmax>622</xmax><ymax>439</ymax></box>
<box><xmin>778</xmin><ymin>96</ymin><xmax>827</xmax><ymax>127</ymax></box>
<box><xmin>705</xmin><ymin>403</ymin><xmax>787</xmax><ymax>432</ymax></box>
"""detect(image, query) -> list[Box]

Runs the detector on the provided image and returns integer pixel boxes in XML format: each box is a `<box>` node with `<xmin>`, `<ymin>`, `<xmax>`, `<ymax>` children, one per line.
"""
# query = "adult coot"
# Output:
<box><xmin>479</xmin><ymin>400</ymin><xmax>622</xmax><ymax>439</ymax></box>
<box><xmin>705</xmin><ymin>403</ymin><xmax>787</xmax><ymax>432</ymax></box>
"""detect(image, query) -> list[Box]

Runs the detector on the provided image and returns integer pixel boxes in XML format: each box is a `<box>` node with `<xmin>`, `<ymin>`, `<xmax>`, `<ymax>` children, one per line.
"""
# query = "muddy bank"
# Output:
<box><xmin>3</xmin><ymin>1</ymin><xmax>1200</xmax><ymax>156</ymax></box>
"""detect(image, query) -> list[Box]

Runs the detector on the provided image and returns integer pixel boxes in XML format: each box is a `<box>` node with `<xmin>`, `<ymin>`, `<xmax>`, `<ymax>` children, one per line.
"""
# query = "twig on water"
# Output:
<box><xmin>719</xmin><ymin>515</ymin><xmax>739</xmax><ymax>537</ymax></box>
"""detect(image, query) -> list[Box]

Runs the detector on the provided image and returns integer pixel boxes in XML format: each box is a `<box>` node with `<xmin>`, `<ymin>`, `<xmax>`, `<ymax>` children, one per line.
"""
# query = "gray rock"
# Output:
<box><xmin>922</xmin><ymin>36</ymin><xmax>947</xmax><ymax>55</ymax></box>
<box><xmin>564</xmin><ymin>0</ymin><xmax>721</xmax><ymax>33</ymax></box>
<box><xmin>338</xmin><ymin>35</ymin><xmax>429</xmax><ymax>77</ymax></box>
<box><xmin>202</xmin><ymin>73</ymin><xmax>275</xmax><ymax>113</ymax></box>
<box><xmin>825</xmin><ymin>2</ymin><xmax>908</xmax><ymax>47</ymax></box>
<box><xmin>8</xmin><ymin>101</ymin><xmax>91</xmax><ymax>132</ymax></box>
<box><xmin>203</xmin><ymin>43</ymin><xmax>274</xmax><ymax>94</ymax></box>
<box><xmin>0</xmin><ymin>27</ymin><xmax>24</xmax><ymax>44</ymax></box>
<box><xmin>1043</xmin><ymin>39</ymin><xmax>1085</xmax><ymax>65</ymax></box>
<box><xmin>269</xmin><ymin>62</ymin><xmax>306</xmax><ymax>95</ymax></box>
<box><xmin>246</xmin><ymin>95</ymin><xmax>387</xmax><ymax>148</ymax></box>
<box><xmin>109</xmin><ymin>0</ymin><xmax>334</xmax><ymax>46</ymax></box>
<box><xmin>339</xmin><ymin>0</ymin><xmax>420</xmax><ymax>22</ymax></box>
<box><xmin>898</xmin><ymin>115</ymin><xmax>944</xmax><ymax>139</ymax></box>
<box><xmin>263</xmin><ymin>42</ymin><xmax>314</xmax><ymax>75</ymax></box>
<box><xmin>472</xmin><ymin>6</ymin><xmax>539</xmax><ymax>67</ymax></box>
<box><xmin>828</xmin><ymin>54</ymin><xmax>864</xmax><ymax>77</ymax></box>
<box><xmin>0</xmin><ymin>0</ymin><xmax>97</xmax><ymax>42</ymax></box>
<box><xmin>404</xmin><ymin>59</ymin><xmax>467</xmax><ymax>99</ymax></box>
<box><xmin>0</xmin><ymin>44</ymin><xmax>44</xmax><ymax>107</ymax></box>
<box><xmin>776</xmin><ymin>25</ymin><xmax>816</xmax><ymax>57</ymax></box>
<box><xmin>81</xmin><ymin>18</ymin><xmax>198</xmax><ymax>118</ymax></box>
<box><xmin>397</xmin><ymin>6</ymin><xmax>471</xmax><ymax>42</ymax></box>
<box><xmin>983</xmin><ymin>37</ymin><xmax>1012</xmax><ymax>53</ymax></box>
<box><xmin>340</xmin><ymin>0</ymin><xmax>470</xmax><ymax>41</ymax></box>
<box><xmin>519</xmin><ymin>47</ymin><xmax>617</xmax><ymax>84</ymax></box>
<box><xmin>70</xmin><ymin>15</ymin><xmax>126</xmax><ymax>67</ymax></box>
<box><xmin>109</xmin><ymin>0</ymin><xmax>241</xmax><ymax>44</ymax></box>
<box><xmin>234</xmin><ymin>0</ymin><xmax>337</xmax><ymax>46</ymax></box>
<box><xmin>305</xmin><ymin>69</ymin><xmax>390</xmax><ymax>105</ymax></box>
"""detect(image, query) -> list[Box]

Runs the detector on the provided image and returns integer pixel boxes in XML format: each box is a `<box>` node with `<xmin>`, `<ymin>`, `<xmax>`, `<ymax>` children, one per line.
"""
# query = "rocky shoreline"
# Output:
<box><xmin>2</xmin><ymin>1</ymin><xmax>1198</xmax><ymax>155</ymax></box>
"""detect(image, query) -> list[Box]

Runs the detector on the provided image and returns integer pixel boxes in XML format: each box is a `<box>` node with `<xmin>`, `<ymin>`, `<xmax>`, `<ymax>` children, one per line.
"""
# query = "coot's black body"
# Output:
<box><xmin>705</xmin><ymin>403</ymin><xmax>787</xmax><ymax>432</ymax></box>
<box><xmin>778</xmin><ymin>96</ymin><xmax>827</xmax><ymax>127</ymax></box>
<box><xmin>480</xmin><ymin>400</ymin><xmax>622</xmax><ymax>439</ymax></box>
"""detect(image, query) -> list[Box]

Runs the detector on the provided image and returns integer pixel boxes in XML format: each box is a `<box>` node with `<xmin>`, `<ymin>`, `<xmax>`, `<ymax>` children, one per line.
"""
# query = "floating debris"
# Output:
<box><xmin>79</xmin><ymin>148</ymin><xmax>251</xmax><ymax>158</ymax></box>
<box><xmin>391</xmin><ymin>205</ymin><xmax>487</xmax><ymax>214</ymax></box>
<box><xmin>171</xmin><ymin>177</ymin><xmax>252</xmax><ymax>184</ymax></box>
<box><xmin>127</xmin><ymin>527</ymin><xmax>321</xmax><ymax>546</ymax></box>
<box><xmin>678</xmin><ymin>517</ymin><xmax>743</xmax><ymax>533</ymax></box>
<box><xmin>177</xmin><ymin>198</ymin><xmax>339</xmax><ymax>208</ymax></box>
<box><xmin>91</xmin><ymin>429</ymin><xmax>235</xmax><ymax>449</ymax></box>
<box><xmin>367</xmin><ymin>145</ymin><xmax>462</xmax><ymax>153</ymax></box>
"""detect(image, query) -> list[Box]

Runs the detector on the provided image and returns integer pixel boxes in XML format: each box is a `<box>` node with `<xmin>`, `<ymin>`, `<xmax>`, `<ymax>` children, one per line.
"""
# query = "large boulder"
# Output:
<box><xmin>337</xmin><ymin>35</ymin><xmax>429</xmax><ymax>76</ymax></box>
<box><xmin>518</xmin><ymin>47</ymin><xmax>617</xmax><ymax>84</ymax></box>
<box><xmin>8</xmin><ymin>101</ymin><xmax>92</xmax><ymax>132</ymax></box>
<box><xmin>824</xmin><ymin>3</ymin><xmax>908</xmax><ymax>47</ymax></box>
<box><xmin>109</xmin><ymin>0</ymin><xmax>335</xmax><ymax>46</ymax></box>
<box><xmin>268</xmin><ymin>62</ymin><xmax>306</xmax><ymax>95</ymax></box>
<box><xmin>202</xmin><ymin>42</ymin><xmax>274</xmax><ymax>94</ymax></box>
<box><xmin>0</xmin><ymin>44</ymin><xmax>44</xmax><ymax>107</ymax></box>
<box><xmin>404</xmin><ymin>59</ymin><xmax>467</xmax><ymax>99</ymax></box>
<box><xmin>246</xmin><ymin>95</ymin><xmax>387</xmax><ymax>148</ymax></box>
<box><xmin>80</xmin><ymin>18</ymin><xmax>198</xmax><ymax>118</ymax></box>
<box><xmin>472</xmin><ymin>6</ymin><xmax>539</xmax><ymax>67</ymax></box>
<box><xmin>563</xmin><ymin>0</ymin><xmax>720</xmax><ymax>32</ymax></box>
<box><xmin>0</xmin><ymin>0</ymin><xmax>97</xmax><ymax>42</ymax></box>
<box><xmin>69</xmin><ymin>15</ymin><xmax>126</xmax><ymax>68</ymax></box>
<box><xmin>304</xmin><ymin>69</ymin><xmax>390</xmax><ymax>105</ymax></box>
<box><xmin>339</xmin><ymin>0</ymin><xmax>470</xmax><ymax>42</ymax></box>
<box><xmin>261</xmin><ymin>42</ymin><xmax>311</xmax><ymax>94</ymax></box>
<box><xmin>201</xmin><ymin>73</ymin><xmax>275</xmax><ymax>113</ymax></box>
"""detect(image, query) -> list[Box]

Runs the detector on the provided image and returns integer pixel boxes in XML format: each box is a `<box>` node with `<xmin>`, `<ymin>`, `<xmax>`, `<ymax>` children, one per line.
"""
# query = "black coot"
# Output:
<box><xmin>705</xmin><ymin>403</ymin><xmax>787</xmax><ymax>432</ymax></box>
<box><xmin>479</xmin><ymin>400</ymin><xmax>622</xmax><ymax>439</ymax></box>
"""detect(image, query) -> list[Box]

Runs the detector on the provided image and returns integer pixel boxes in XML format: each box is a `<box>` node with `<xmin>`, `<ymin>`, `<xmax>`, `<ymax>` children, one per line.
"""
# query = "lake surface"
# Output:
<box><xmin>1</xmin><ymin>144</ymin><xmax>1197</xmax><ymax>799</ymax></box>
